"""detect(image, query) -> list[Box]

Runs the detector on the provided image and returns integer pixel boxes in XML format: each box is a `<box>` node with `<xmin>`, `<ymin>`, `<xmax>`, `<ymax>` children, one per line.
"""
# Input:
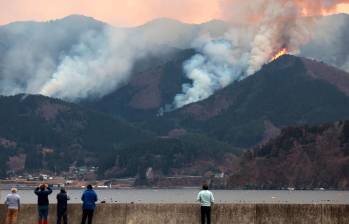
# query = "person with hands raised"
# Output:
<box><xmin>34</xmin><ymin>183</ymin><xmax>53</xmax><ymax>224</ymax></box>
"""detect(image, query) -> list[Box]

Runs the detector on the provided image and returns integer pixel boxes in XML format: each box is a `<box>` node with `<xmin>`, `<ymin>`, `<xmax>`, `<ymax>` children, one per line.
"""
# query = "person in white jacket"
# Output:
<box><xmin>197</xmin><ymin>184</ymin><xmax>214</xmax><ymax>224</ymax></box>
<box><xmin>5</xmin><ymin>188</ymin><xmax>21</xmax><ymax>224</ymax></box>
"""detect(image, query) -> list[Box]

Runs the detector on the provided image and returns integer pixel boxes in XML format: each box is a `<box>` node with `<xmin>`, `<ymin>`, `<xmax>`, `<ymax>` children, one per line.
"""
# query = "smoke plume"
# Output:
<box><xmin>171</xmin><ymin>0</ymin><xmax>349</xmax><ymax>109</ymax></box>
<box><xmin>170</xmin><ymin>31</ymin><xmax>252</xmax><ymax>109</ymax></box>
<box><xmin>0</xmin><ymin>16</ymin><xmax>166</xmax><ymax>100</ymax></box>
<box><xmin>39</xmin><ymin>28</ymin><xmax>147</xmax><ymax>100</ymax></box>
<box><xmin>0</xmin><ymin>3</ymin><xmax>348</xmax><ymax>106</ymax></box>
<box><xmin>300</xmin><ymin>13</ymin><xmax>349</xmax><ymax>72</ymax></box>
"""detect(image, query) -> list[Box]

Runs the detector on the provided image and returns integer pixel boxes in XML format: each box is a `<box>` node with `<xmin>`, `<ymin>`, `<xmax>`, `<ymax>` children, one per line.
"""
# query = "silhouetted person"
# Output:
<box><xmin>5</xmin><ymin>188</ymin><xmax>20</xmax><ymax>224</ymax></box>
<box><xmin>197</xmin><ymin>184</ymin><xmax>214</xmax><ymax>224</ymax></box>
<box><xmin>34</xmin><ymin>184</ymin><xmax>53</xmax><ymax>224</ymax></box>
<box><xmin>57</xmin><ymin>187</ymin><xmax>70</xmax><ymax>224</ymax></box>
<box><xmin>81</xmin><ymin>185</ymin><xmax>98</xmax><ymax>224</ymax></box>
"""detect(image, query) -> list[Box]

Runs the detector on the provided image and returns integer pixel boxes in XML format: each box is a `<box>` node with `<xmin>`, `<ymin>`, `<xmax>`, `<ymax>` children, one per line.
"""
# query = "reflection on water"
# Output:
<box><xmin>1</xmin><ymin>189</ymin><xmax>349</xmax><ymax>204</ymax></box>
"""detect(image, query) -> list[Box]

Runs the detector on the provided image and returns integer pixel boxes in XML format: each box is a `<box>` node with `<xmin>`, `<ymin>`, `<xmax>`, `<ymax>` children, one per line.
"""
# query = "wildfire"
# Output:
<box><xmin>270</xmin><ymin>48</ymin><xmax>288</xmax><ymax>62</ymax></box>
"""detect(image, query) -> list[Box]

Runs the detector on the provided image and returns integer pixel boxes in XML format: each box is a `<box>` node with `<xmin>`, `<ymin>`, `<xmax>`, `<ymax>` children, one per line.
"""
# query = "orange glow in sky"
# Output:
<box><xmin>338</xmin><ymin>3</ymin><xmax>349</xmax><ymax>13</ymax></box>
<box><xmin>0</xmin><ymin>0</ymin><xmax>348</xmax><ymax>26</ymax></box>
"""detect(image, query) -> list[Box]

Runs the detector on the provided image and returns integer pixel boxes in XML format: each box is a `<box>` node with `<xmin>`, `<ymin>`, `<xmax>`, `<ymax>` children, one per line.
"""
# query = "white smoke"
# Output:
<box><xmin>0</xmin><ymin>17</ymin><xmax>170</xmax><ymax>101</ymax></box>
<box><xmin>300</xmin><ymin>13</ymin><xmax>349</xmax><ymax>72</ymax></box>
<box><xmin>0</xmin><ymin>7</ymin><xmax>348</xmax><ymax>105</ymax></box>
<box><xmin>0</xmin><ymin>26</ymin><xmax>58</xmax><ymax>95</ymax></box>
<box><xmin>170</xmin><ymin>0</ymin><xmax>348</xmax><ymax>110</ymax></box>
<box><xmin>0</xmin><ymin>17</ymin><xmax>107</xmax><ymax>97</ymax></box>
<box><xmin>39</xmin><ymin>28</ymin><xmax>148</xmax><ymax>100</ymax></box>
<box><xmin>172</xmin><ymin>35</ymin><xmax>250</xmax><ymax>109</ymax></box>
<box><xmin>246</xmin><ymin>1</ymin><xmax>316</xmax><ymax>75</ymax></box>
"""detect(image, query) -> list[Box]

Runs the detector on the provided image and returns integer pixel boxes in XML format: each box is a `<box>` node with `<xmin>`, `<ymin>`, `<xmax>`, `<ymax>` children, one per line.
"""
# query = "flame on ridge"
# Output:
<box><xmin>270</xmin><ymin>48</ymin><xmax>288</xmax><ymax>62</ymax></box>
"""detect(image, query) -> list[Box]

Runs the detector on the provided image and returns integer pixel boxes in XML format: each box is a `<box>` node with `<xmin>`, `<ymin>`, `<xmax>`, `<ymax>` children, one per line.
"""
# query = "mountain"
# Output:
<box><xmin>2</xmin><ymin>15</ymin><xmax>349</xmax><ymax>184</ymax></box>
<box><xmin>1</xmin><ymin>14</ymin><xmax>349</xmax><ymax>97</ymax></box>
<box><xmin>85</xmin><ymin>48</ymin><xmax>194</xmax><ymax>122</ymax></box>
<box><xmin>0</xmin><ymin>94</ymin><xmax>239</xmax><ymax>179</ymax></box>
<box><xmin>0</xmin><ymin>15</ymin><xmax>230</xmax><ymax>97</ymax></box>
<box><xmin>0</xmin><ymin>15</ymin><xmax>229</xmax><ymax>54</ymax></box>
<box><xmin>91</xmin><ymin>54</ymin><xmax>349</xmax><ymax>148</ymax></box>
<box><xmin>0</xmin><ymin>94</ymin><xmax>153</xmax><ymax>177</ymax></box>
<box><xmin>100</xmin><ymin>134</ymin><xmax>239</xmax><ymax>181</ymax></box>
<box><xmin>170</xmin><ymin>55</ymin><xmax>349</xmax><ymax>147</ymax></box>
<box><xmin>0</xmin><ymin>13</ymin><xmax>348</xmax><ymax>67</ymax></box>
<box><xmin>227</xmin><ymin>120</ymin><xmax>349</xmax><ymax>190</ymax></box>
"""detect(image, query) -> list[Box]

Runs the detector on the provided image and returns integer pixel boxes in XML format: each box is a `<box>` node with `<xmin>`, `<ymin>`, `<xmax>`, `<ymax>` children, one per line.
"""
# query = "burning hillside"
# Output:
<box><xmin>270</xmin><ymin>48</ymin><xmax>289</xmax><ymax>62</ymax></box>
<box><xmin>0</xmin><ymin>1</ymin><xmax>349</xmax><ymax>108</ymax></box>
<box><xmin>170</xmin><ymin>0</ymin><xmax>349</xmax><ymax>110</ymax></box>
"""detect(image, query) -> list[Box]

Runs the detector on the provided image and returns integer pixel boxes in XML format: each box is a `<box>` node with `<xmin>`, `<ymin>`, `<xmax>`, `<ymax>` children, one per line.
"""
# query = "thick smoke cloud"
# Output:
<box><xmin>170</xmin><ymin>31</ymin><xmax>251</xmax><ymax>109</ymax></box>
<box><xmin>0</xmin><ymin>17</ymin><xmax>168</xmax><ymax>100</ymax></box>
<box><xmin>0</xmin><ymin>17</ymin><xmax>108</xmax><ymax>98</ymax></box>
<box><xmin>0</xmin><ymin>2</ymin><xmax>348</xmax><ymax>107</ymax></box>
<box><xmin>300</xmin><ymin>13</ymin><xmax>349</xmax><ymax>72</ymax></box>
<box><xmin>171</xmin><ymin>0</ymin><xmax>349</xmax><ymax>109</ymax></box>
<box><xmin>0</xmin><ymin>16</ymin><xmax>227</xmax><ymax>101</ymax></box>
<box><xmin>39</xmin><ymin>28</ymin><xmax>147</xmax><ymax>100</ymax></box>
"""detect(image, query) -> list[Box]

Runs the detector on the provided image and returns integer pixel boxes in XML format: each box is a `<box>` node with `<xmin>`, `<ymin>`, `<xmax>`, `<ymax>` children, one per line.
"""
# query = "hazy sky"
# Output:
<box><xmin>0</xmin><ymin>0</ymin><xmax>349</xmax><ymax>26</ymax></box>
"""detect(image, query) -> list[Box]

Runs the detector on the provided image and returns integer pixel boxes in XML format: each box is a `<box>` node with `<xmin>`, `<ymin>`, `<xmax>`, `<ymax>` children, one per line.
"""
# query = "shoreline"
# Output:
<box><xmin>2</xmin><ymin>189</ymin><xmax>349</xmax><ymax>205</ymax></box>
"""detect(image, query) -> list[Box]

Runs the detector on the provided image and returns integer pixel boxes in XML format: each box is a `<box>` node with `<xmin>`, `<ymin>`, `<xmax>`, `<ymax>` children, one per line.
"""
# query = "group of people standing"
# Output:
<box><xmin>4</xmin><ymin>184</ymin><xmax>98</xmax><ymax>224</ymax></box>
<box><xmin>4</xmin><ymin>183</ymin><xmax>214</xmax><ymax>224</ymax></box>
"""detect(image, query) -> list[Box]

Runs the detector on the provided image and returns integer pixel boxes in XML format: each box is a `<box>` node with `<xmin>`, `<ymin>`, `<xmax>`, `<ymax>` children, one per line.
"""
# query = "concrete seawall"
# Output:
<box><xmin>1</xmin><ymin>204</ymin><xmax>348</xmax><ymax>224</ymax></box>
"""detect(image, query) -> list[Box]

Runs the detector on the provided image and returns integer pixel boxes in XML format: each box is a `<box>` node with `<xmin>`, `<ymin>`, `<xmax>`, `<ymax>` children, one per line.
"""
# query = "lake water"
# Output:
<box><xmin>1</xmin><ymin>189</ymin><xmax>349</xmax><ymax>204</ymax></box>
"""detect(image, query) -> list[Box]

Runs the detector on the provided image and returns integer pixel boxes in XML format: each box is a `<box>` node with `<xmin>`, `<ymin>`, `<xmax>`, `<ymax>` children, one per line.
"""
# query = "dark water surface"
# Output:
<box><xmin>1</xmin><ymin>189</ymin><xmax>349</xmax><ymax>204</ymax></box>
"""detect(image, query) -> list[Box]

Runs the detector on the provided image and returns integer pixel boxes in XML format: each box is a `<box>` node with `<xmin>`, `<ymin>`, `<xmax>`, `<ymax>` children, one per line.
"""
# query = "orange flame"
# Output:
<box><xmin>270</xmin><ymin>48</ymin><xmax>288</xmax><ymax>62</ymax></box>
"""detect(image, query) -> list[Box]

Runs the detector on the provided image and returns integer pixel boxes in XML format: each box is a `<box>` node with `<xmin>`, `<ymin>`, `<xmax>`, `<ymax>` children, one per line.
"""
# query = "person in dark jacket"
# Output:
<box><xmin>34</xmin><ymin>184</ymin><xmax>53</xmax><ymax>224</ymax></box>
<box><xmin>81</xmin><ymin>185</ymin><xmax>98</xmax><ymax>224</ymax></box>
<box><xmin>56</xmin><ymin>187</ymin><xmax>70</xmax><ymax>224</ymax></box>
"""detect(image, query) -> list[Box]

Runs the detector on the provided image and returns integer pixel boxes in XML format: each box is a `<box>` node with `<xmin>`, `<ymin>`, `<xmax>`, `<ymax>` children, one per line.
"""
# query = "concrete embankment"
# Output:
<box><xmin>1</xmin><ymin>203</ymin><xmax>348</xmax><ymax>224</ymax></box>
